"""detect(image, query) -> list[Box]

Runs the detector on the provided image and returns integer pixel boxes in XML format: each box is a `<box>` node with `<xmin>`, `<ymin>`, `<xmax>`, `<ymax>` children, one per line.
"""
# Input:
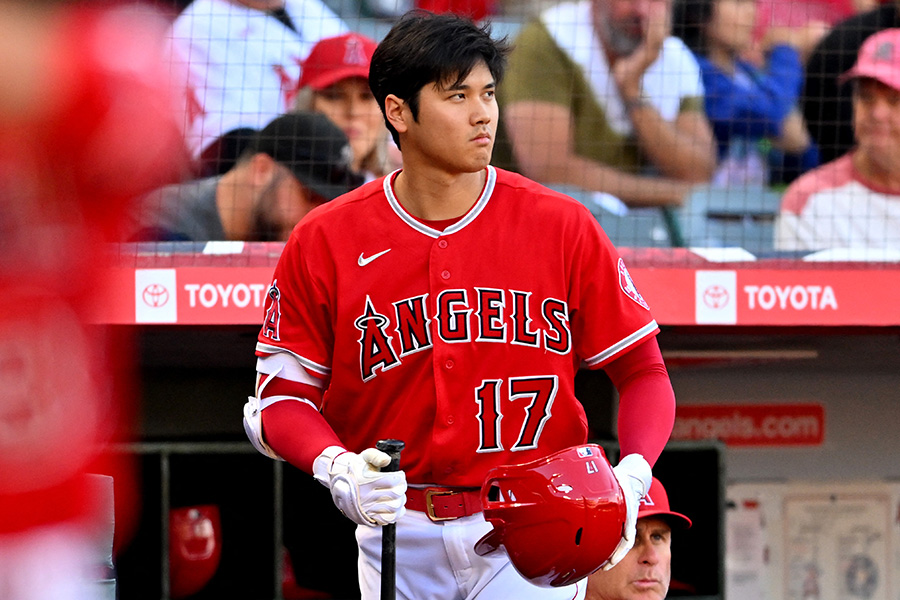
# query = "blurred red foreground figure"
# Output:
<box><xmin>0</xmin><ymin>1</ymin><xmax>187</xmax><ymax>597</ymax></box>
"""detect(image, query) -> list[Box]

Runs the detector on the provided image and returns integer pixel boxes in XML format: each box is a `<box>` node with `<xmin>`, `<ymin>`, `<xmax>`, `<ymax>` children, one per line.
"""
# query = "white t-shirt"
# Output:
<box><xmin>776</xmin><ymin>153</ymin><xmax>900</xmax><ymax>251</ymax></box>
<box><xmin>168</xmin><ymin>0</ymin><xmax>347</xmax><ymax>157</ymax></box>
<box><xmin>541</xmin><ymin>0</ymin><xmax>705</xmax><ymax>137</ymax></box>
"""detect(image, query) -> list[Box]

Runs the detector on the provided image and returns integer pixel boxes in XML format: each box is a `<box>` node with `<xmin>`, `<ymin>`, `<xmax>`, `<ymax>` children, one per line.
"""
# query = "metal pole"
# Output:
<box><xmin>161</xmin><ymin>451</ymin><xmax>171</xmax><ymax>600</ymax></box>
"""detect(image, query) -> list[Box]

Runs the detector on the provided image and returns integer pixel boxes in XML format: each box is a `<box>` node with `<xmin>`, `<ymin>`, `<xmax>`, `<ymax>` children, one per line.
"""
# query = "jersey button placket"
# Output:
<box><xmin>438</xmin><ymin>237</ymin><xmax>451</xmax><ymax>280</ymax></box>
<box><xmin>431</xmin><ymin>233</ymin><xmax>458</xmax><ymax>482</ymax></box>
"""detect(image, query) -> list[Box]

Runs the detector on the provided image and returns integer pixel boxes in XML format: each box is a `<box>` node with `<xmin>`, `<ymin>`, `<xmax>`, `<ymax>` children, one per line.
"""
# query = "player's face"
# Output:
<box><xmin>585</xmin><ymin>518</ymin><xmax>672</xmax><ymax>600</ymax></box>
<box><xmin>853</xmin><ymin>78</ymin><xmax>900</xmax><ymax>170</ymax></box>
<box><xmin>252</xmin><ymin>165</ymin><xmax>325</xmax><ymax>241</ymax></box>
<box><xmin>401</xmin><ymin>61</ymin><xmax>498</xmax><ymax>175</ymax></box>
<box><xmin>313</xmin><ymin>77</ymin><xmax>383</xmax><ymax>173</ymax></box>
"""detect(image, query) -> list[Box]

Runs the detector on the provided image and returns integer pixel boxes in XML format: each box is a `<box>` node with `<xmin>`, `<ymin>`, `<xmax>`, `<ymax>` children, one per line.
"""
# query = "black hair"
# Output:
<box><xmin>671</xmin><ymin>0</ymin><xmax>715</xmax><ymax>57</ymax></box>
<box><xmin>368</xmin><ymin>10</ymin><xmax>511</xmax><ymax>148</ymax></box>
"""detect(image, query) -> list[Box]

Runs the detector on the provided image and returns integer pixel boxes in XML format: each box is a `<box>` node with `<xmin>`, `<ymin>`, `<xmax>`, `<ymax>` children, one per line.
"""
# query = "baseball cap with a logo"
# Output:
<box><xmin>299</xmin><ymin>32</ymin><xmax>379</xmax><ymax>91</ymax></box>
<box><xmin>839</xmin><ymin>28</ymin><xmax>900</xmax><ymax>91</ymax></box>
<box><xmin>638</xmin><ymin>477</ymin><xmax>692</xmax><ymax>529</ymax></box>
<box><xmin>250</xmin><ymin>112</ymin><xmax>361</xmax><ymax>201</ymax></box>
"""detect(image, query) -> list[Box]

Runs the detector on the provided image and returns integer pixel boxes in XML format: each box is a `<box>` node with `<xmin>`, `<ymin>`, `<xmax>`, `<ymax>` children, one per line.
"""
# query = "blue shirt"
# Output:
<box><xmin>697</xmin><ymin>45</ymin><xmax>816</xmax><ymax>185</ymax></box>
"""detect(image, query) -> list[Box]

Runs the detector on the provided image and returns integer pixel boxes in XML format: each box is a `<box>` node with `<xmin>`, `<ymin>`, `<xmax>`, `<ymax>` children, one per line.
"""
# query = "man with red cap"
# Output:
<box><xmin>777</xmin><ymin>28</ymin><xmax>900</xmax><ymax>253</ymax></box>
<box><xmin>586</xmin><ymin>477</ymin><xmax>692</xmax><ymax>600</ymax></box>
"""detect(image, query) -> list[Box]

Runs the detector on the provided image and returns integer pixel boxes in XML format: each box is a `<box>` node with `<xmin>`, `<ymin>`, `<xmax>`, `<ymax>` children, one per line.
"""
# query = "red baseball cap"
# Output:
<box><xmin>299</xmin><ymin>32</ymin><xmax>378</xmax><ymax>91</ymax></box>
<box><xmin>638</xmin><ymin>477</ymin><xmax>692</xmax><ymax>529</ymax></box>
<box><xmin>839</xmin><ymin>28</ymin><xmax>900</xmax><ymax>91</ymax></box>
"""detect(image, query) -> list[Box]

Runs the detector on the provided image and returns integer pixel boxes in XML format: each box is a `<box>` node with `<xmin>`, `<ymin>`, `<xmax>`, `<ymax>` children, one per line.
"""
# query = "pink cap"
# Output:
<box><xmin>638</xmin><ymin>477</ymin><xmax>692</xmax><ymax>529</ymax></box>
<box><xmin>299</xmin><ymin>32</ymin><xmax>378</xmax><ymax>91</ymax></box>
<box><xmin>840</xmin><ymin>28</ymin><xmax>900</xmax><ymax>91</ymax></box>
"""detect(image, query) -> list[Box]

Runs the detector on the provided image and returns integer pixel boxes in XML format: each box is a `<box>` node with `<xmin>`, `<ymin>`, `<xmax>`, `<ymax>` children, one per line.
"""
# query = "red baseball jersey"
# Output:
<box><xmin>257</xmin><ymin>166</ymin><xmax>658</xmax><ymax>486</ymax></box>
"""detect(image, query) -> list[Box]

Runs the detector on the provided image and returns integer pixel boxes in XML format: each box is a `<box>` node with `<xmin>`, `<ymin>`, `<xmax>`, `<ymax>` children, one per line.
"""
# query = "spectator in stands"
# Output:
<box><xmin>496</xmin><ymin>0</ymin><xmax>717</xmax><ymax>208</ymax></box>
<box><xmin>673</xmin><ymin>0</ymin><xmax>817</xmax><ymax>187</ymax></box>
<box><xmin>776</xmin><ymin>29</ymin><xmax>900</xmax><ymax>251</ymax></box>
<box><xmin>586</xmin><ymin>477</ymin><xmax>692</xmax><ymax>600</ymax></box>
<box><xmin>803</xmin><ymin>0</ymin><xmax>900</xmax><ymax>164</ymax></box>
<box><xmin>127</xmin><ymin>112</ymin><xmax>361</xmax><ymax>242</ymax></box>
<box><xmin>293</xmin><ymin>32</ymin><xmax>400</xmax><ymax>182</ymax></box>
<box><xmin>167</xmin><ymin>0</ymin><xmax>347</xmax><ymax>165</ymax></box>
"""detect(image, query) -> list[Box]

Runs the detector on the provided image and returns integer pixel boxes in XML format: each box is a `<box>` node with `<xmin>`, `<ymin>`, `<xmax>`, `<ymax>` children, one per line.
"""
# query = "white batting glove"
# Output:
<box><xmin>312</xmin><ymin>445</ymin><xmax>407</xmax><ymax>527</ymax></box>
<box><xmin>603</xmin><ymin>453</ymin><xmax>652</xmax><ymax>570</ymax></box>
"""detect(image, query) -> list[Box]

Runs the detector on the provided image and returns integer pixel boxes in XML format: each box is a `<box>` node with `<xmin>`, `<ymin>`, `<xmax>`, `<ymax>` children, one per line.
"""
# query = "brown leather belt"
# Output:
<box><xmin>406</xmin><ymin>487</ymin><xmax>482</xmax><ymax>522</ymax></box>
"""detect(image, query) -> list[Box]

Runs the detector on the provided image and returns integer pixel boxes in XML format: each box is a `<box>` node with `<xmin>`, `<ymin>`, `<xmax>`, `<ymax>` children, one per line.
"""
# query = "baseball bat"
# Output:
<box><xmin>375</xmin><ymin>438</ymin><xmax>405</xmax><ymax>600</ymax></box>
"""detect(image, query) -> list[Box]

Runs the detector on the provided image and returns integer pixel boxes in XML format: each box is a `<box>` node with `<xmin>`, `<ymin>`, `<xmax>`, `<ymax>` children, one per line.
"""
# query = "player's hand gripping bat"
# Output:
<box><xmin>312</xmin><ymin>444</ymin><xmax>407</xmax><ymax>527</ymax></box>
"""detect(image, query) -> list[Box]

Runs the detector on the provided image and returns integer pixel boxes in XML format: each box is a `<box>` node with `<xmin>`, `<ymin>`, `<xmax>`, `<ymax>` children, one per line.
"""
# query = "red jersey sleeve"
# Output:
<box><xmin>261</xmin><ymin>400</ymin><xmax>343</xmax><ymax>473</ymax></box>
<box><xmin>256</xmin><ymin>224</ymin><xmax>335</xmax><ymax>377</ymax></box>
<box><xmin>603</xmin><ymin>337</ymin><xmax>675</xmax><ymax>466</ymax></box>
<box><xmin>568</xmin><ymin>211</ymin><xmax>659</xmax><ymax>368</ymax></box>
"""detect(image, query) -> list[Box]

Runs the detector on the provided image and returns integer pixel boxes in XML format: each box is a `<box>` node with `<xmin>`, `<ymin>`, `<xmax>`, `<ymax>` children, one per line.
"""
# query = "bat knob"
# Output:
<box><xmin>376</xmin><ymin>439</ymin><xmax>405</xmax><ymax>472</ymax></box>
<box><xmin>376</xmin><ymin>439</ymin><xmax>405</xmax><ymax>454</ymax></box>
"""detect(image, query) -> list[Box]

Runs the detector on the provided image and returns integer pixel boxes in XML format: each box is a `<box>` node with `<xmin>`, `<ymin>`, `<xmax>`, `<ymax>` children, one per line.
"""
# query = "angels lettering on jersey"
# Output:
<box><xmin>260</xmin><ymin>283</ymin><xmax>573</xmax><ymax>382</ymax></box>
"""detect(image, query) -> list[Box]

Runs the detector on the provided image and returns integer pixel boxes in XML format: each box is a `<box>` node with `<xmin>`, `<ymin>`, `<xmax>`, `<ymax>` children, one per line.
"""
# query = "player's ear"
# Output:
<box><xmin>384</xmin><ymin>94</ymin><xmax>409</xmax><ymax>135</ymax></box>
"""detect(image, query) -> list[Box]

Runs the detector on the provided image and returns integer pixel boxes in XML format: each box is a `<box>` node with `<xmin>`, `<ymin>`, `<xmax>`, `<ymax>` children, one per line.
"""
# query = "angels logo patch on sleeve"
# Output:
<box><xmin>618</xmin><ymin>258</ymin><xmax>650</xmax><ymax>310</ymax></box>
<box><xmin>262</xmin><ymin>280</ymin><xmax>282</xmax><ymax>341</ymax></box>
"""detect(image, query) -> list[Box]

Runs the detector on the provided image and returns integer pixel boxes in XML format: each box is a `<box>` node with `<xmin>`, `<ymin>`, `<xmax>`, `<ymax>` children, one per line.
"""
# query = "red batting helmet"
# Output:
<box><xmin>474</xmin><ymin>444</ymin><xmax>627</xmax><ymax>587</ymax></box>
<box><xmin>169</xmin><ymin>505</ymin><xmax>222</xmax><ymax>599</ymax></box>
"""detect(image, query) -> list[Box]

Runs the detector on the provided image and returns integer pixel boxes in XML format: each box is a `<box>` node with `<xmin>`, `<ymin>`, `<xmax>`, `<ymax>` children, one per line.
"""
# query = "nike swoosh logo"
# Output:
<box><xmin>358</xmin><ymin>249</ymin><xmax>391</xmax><ymax>266</ymax></box>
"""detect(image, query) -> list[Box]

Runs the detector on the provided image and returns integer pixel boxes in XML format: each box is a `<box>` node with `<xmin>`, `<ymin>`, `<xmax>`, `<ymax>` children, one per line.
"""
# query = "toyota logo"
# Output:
<box><xmin>702</xmin><ymin>285</ymin><xmax>729</xmax><ymax>309</ymax></box>
<box><xmin>142</xmin><ymin>283</ymin><xmax>170</xmax><ymax>308</ymax></box>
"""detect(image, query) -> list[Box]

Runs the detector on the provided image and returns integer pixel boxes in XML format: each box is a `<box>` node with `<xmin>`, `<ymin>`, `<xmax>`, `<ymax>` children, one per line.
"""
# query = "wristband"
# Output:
<box><xmin>623</xmin><ymin>96</ymin><xmax>650</xmax><ymax>112</ymax></box>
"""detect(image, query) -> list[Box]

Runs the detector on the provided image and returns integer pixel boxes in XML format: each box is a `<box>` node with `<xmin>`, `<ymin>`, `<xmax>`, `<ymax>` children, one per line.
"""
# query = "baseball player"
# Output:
<box><xmin>244</xmin><ymin>10</ymin><xmax>676</xmax><ymax>599</ymax></box>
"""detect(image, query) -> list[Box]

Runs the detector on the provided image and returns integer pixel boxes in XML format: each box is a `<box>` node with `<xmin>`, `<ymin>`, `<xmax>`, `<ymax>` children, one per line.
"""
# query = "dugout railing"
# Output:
<box><xmin>111</xmin><ymin>441</ymin><xmax>289</xmax><ymax>600</ymax></box>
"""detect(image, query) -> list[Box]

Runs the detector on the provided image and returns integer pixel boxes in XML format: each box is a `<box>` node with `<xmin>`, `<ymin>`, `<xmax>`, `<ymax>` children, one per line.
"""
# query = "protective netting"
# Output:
<box><xmin>105</xmin><ymin>0</ymin><xmax>900</xmax><ymax>261</ymax></box>
<box><xmin>82</xmin><ymin>0</ymin><xmax>900</xmax><ymax>328</ymax></box>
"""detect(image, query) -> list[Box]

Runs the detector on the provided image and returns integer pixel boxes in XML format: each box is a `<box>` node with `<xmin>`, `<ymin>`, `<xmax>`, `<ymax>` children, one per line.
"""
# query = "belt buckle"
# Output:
<box><xmin>424</xmin><ymin>489</ymin><xmax>456</xmax><ymax>522</ymax></box>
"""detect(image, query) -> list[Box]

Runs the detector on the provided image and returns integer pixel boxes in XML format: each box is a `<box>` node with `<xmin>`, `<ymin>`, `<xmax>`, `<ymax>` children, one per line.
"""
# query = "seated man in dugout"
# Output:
<box><xmin>494</xmin><ymin>0</ymin><xmax>717</xmax><ymax>209</ymax></box>
<box><xmin>586</xmin><ymin>477</ymin><xmax>692</xmax><ymax>600</ymax></box>
<box><xmin>776</xmin><ymin>28</ymin><xmax>900</xmax><ymax>253</ymax></box>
